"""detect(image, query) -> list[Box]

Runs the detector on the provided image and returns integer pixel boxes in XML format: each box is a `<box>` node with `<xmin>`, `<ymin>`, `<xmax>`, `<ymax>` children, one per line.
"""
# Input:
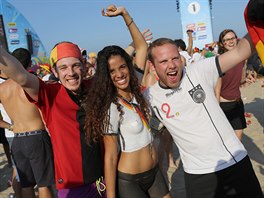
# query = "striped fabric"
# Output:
<box><xmin>119</xmin><ymin>97</ymin><xmax>150</xmax><ymax>130</ymax></box>
<box><xmin>244</xmin><ymin>0</ymin><xmax>264</xmax><ymax>65</ymax></box>
<box><xmin>50</xmin><ymin>42</ymin><xmax>82</xmax><ymax>67</ymax></box>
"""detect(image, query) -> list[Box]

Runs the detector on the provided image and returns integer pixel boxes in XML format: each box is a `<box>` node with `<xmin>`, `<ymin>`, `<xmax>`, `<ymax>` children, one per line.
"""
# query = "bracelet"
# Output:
<box><xmin>126</xmin><ymin>18</ymin><xmax>134</xmax><ymax>27</ymax></box>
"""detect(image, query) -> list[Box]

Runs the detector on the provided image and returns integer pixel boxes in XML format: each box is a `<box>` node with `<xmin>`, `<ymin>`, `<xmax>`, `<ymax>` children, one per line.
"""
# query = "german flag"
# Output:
<box><xmin>244</xmin><ymin>0</ymin><xmax>264</xmax><ymax>66</ymax></box>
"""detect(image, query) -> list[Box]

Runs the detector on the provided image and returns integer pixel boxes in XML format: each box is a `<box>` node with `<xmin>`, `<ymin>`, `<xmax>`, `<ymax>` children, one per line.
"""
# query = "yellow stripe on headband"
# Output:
<box><xmin>50</xmin><ymin>42</ymin><xmax>82</xmax><ymax>67</ymax></box>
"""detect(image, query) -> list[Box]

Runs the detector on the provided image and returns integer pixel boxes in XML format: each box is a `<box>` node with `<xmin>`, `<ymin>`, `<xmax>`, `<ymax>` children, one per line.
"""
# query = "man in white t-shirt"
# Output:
<box><xmin>144</xmin><ymin>36</ymin><xmax>263</xmax><ymax>198</ymax></box>
<box><xmin>174</xmin><ymin>30</ymin><xmax>194</xmax><ymax>66</ymax></box>
<box><xmin>192</xmin><ymin>47</ymin><xmax>202</xmax><ymax>63</ymax></box>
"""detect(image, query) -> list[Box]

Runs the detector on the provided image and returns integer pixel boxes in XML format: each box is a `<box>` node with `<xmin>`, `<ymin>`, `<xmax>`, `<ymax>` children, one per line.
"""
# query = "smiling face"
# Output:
<box><xmin>222</xmin><ymin>31</ymin><xmax>238</xmax><ymax>51</ymax></box>
<box><xmin>53</xmin><ymin>57</ymin><xmax>83</xmax><ymax>95</ymax></box>
<box><xmin>108</xmin><ymin>55</ymin><xmax>131</xmax><ymax>96</ymax></box>
<box><xmin>150</xmin><ymin>43</ymin><xmax>183</xmax><ymax>89</ymax></box>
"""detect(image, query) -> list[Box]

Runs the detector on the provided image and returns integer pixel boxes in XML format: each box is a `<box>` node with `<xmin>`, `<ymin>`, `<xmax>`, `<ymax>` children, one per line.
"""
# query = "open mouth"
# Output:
<box><xmin>167</xmin><ymin>70</ymin><xmax>179</xmax><ymax>83</ymax></box>
<box><xmin>167</xmin><ymin>71</ymin><xmax>178</xmax><ymax>76</ymax></box>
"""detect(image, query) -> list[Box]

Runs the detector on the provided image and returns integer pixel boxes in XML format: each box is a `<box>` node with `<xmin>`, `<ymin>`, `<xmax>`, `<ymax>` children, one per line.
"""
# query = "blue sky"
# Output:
<box><xmin>8</xmin><ymin>0</ymin><xmax>249</xmax><ymax>54</ymax></box>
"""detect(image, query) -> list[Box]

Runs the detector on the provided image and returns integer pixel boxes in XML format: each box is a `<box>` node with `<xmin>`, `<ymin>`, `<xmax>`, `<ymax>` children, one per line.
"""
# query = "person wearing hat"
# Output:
<box><xmin>87</xmin><ymin>52</ymin><xmax>97</xmax><ymax>67</ymax></box>
<box><xmin>86</xmin><ymin>52</ymin><xmax>97</xmax><ymax>78</ymax></box>
<box><xmin>0</xmin><ymin>36</ymin><xmax>105</xmax><ymax>198</ymax></box>
<box><xmin>0</xmin><ymin>4</ymin><xmax>149</xmax><ymax>198</ymax></box>
<box><xmin>80</xmin><ymin>49</ymin><xmax>94</xmax><ymax>79</ymax></box>
<box><xmin>40</xmin><ymin>63</ymin><xmax>51</xmax><ymax>81</ymax></box>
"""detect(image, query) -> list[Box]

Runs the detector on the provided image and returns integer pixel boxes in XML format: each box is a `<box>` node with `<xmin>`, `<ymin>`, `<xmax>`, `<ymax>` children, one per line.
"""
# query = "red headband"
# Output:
<box><xmin>50</xmin><ymin>42</ymin><xmax>82</xmax><ymax>67</ymax></box>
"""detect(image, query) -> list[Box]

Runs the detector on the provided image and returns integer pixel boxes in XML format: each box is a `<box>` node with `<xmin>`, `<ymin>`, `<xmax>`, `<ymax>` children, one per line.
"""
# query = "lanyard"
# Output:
<box><xmin>118</xmin><ymin>97</ymin><xmax>150</xmax><ymax>130</ymax></box>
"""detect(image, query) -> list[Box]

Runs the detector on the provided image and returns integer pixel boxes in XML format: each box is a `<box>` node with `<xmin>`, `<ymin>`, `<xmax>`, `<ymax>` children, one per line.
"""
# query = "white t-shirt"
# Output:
<box><xmin>180</xmin><ymin>51</ymin><xmax>193</xmax><ymax>66</ymax></box>
<box><xmin>106</xmin><ymin>97</ymin><xmax>152</xmax><ymax>152</ymax></box>
<box><xmin>192</xmin><ymin>52</ymin><xmax>203</xmax><ymax>62</ymax></box>
<box><xmin>144</xmin><ymin>57</ymin><xmax>247</xmax><ymax>174</ymax></box>
<box><xmin>42</xmin><ymin>74</ymin><xmax>51</xmax><ymax>81</ymax></box>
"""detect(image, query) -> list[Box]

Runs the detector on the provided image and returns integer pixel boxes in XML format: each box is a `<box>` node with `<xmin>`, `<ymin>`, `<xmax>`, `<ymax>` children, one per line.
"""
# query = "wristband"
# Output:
<box><xmin>126</xmin><ymin>18</ymin><xmax>134</xmax><ymax>27</ymax></box>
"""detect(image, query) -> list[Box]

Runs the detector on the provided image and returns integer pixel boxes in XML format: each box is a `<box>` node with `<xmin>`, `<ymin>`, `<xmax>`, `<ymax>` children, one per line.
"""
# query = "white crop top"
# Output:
<box><xmin>106</xmin><ymin>97</ymin><xmax>152</xmax><ymax>152</ymax></box>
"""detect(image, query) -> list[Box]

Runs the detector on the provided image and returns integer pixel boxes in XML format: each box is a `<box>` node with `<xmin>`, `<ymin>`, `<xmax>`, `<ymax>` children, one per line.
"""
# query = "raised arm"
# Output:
<box><xmin>186</xmin><ymin>30</ymin><xmax>194</xmax><ymax>56</ymax></box>
<box><xmin>218</xmin><ymin>34</ymin><xmax>255</xmax><ymax>74</ymax></box>
<box><xmin>0</xmin><ymin>48</ymin><xmax>39</xmax><ymax>100</ymax></box>
<box><xmin>102</xmin><ymin>5</ymin><xmax>148</xmax><ymax>71</ymax></box>
<box><xmin>125</xmin><ymin>28</ymin><xmax>153</xmax><ymax>57</ymax></box>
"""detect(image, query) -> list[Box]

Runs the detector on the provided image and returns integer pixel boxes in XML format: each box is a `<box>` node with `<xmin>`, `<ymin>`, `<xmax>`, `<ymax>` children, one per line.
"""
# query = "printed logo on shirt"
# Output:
<box><xmin>188</xmin><ymin>84</ymin><xmax>206</xmax><ymax>103</ymax></box>
<box><xmin>165</xmin><ymin>87</ymin><xmax>182</xmax><ymax>98</ymax></box>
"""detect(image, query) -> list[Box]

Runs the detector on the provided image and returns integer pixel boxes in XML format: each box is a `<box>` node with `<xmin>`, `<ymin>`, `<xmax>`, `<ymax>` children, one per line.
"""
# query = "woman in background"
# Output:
<box><xmin>215</xmin><ymin>29</ymin><xmax>250</xmax><ymax>140</ymax></box>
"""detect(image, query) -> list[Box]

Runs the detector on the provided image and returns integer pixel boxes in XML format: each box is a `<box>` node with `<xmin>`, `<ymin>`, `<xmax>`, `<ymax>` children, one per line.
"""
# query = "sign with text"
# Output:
<box><xmin>179</xmin><ymin>0</ymin><xmax>213</xmax><ymax>49</ymax></box>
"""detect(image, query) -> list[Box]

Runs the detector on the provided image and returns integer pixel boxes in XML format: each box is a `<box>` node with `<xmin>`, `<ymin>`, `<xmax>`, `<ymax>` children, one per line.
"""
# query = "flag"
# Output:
<box><xmin>244</xmin><ymin>0</ymin><xmax>264</xmax><ymax>66</ymax></box>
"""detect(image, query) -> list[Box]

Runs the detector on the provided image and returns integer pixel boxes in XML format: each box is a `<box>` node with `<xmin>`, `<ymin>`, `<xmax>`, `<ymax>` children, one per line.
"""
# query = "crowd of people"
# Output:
<box><xmin>0</xmin><ymin>1</ymin><xmax>263</xmax><ymax>198</ymax></box>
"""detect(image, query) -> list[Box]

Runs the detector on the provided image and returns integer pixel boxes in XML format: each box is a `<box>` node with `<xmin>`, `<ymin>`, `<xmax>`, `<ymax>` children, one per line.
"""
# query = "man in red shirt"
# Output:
<box><xmin>0</xmin><ymin>43</ymin><xmax>105</xmax><ymax>198</ymax></box>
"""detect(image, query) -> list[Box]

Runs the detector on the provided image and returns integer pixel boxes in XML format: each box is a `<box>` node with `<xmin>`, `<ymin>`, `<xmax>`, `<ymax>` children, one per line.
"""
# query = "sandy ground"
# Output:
<box><xmin>0</xmin><ymin>78</ymin><xmax>263</xmax><ymax>198</ymax></box>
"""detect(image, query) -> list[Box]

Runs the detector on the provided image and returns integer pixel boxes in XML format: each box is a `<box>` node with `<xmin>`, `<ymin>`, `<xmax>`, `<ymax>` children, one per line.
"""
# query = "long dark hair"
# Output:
<box><xmin>83</xmin><ymin>45</ymin><xmax>150</xmax><ymax>144</ymax></box>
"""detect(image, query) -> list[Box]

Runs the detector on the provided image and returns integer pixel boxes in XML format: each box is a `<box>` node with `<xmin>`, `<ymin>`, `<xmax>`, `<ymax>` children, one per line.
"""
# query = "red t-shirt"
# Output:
<box><xmin>26</xmin><ymin>79</ymin><xmax>103</xmax><ymax>189</ymax></box>
<box><xmin>221</xmin><ymin>61</ymin><xmax>244</xmax><ymax>100</ymax></box>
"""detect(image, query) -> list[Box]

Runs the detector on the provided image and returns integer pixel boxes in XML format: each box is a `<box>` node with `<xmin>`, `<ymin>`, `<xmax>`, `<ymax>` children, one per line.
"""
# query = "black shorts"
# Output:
<box><xmin>0</xmin><ymin>127</ymin><xmax>8</xmax><ymax>144</ymax></box>
<box><xmin>184</xmin><ymin>156</ymin><xmax>263</xmax><ymax>198</ymax></box>
<box><xmin>220</xmin><ymin>99</ymin><xmax>247</xmax><ymax>130</ymax></box>
<box><xmin>11</xmin><ymin>130</ymin><xmax>54</xmax><ymax>188</ymax></box>
<box><xmin>117</xmin><ymin>165</ymin><xmax>169</xmax><ymax>198</ymax></box>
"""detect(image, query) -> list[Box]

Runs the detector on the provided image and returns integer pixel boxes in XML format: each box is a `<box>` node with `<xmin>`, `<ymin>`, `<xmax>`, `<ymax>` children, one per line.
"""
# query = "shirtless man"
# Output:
<box><xmin>0</xmin><ymin>48</ymin><xmax>54</xmax><ymax>198</ymax></box>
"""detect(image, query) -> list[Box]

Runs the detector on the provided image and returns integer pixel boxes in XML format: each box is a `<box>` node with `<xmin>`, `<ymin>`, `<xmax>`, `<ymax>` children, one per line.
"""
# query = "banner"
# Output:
<box><xmin>0</xmin><ymin>0</ymin><xmax>47</xmax><ymax>58</ymax></box>
<box><xmin>179</xmin><ymin>0</ymin><xmax>213</xmax><ymax>49</ymax></box>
